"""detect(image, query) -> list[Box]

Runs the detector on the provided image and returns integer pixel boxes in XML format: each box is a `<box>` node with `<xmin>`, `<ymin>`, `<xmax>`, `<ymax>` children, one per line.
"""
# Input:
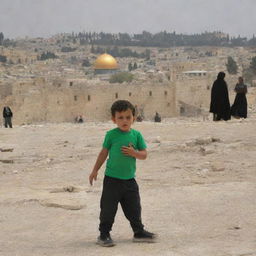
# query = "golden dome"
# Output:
<box><xmin>94</xmin><ymin>53</ymin><xmax>118</xmax><ymax>70</ymax></box>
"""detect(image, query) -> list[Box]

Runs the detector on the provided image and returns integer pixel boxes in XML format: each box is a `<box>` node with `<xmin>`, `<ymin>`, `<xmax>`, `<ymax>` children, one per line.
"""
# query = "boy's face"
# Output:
<box><xmin>112</xmin><ymin>109</ymin><xmax>135</xmax><ymax>132</ymax></box>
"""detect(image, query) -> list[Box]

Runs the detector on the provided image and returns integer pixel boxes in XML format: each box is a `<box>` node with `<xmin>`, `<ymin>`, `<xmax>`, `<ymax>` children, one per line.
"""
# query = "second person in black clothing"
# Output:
<box><xmin>231</xmin><ymin>77</ymin><xmax>248</xmax><ymax>119</ymax></box>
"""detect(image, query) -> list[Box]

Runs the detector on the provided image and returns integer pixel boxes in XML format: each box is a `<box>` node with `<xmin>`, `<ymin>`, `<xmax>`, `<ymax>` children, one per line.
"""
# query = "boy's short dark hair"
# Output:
<box><xmin>111</xmin><ymin>100</ymin><xmax>135</xmax><ymax>117</ymax></box>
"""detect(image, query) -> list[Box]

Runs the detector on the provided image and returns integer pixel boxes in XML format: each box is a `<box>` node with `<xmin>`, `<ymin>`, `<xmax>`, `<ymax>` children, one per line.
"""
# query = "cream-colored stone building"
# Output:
<box><xmin>0</xmin><ymin>77</ymin><xmax>176</xmax><ymax>124</ymax></box>
<box><xmin>1</xmin><ymin>47</ymin><xmax>255</xmax><ymax>125</ymax></box>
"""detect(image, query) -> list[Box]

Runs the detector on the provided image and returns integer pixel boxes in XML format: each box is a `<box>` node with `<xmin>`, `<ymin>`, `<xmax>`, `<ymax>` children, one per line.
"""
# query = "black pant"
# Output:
<box><xmin>4</xmin><ymin>117</ymin><xmax>12</xmax><ymax>128</ymax></box>
<box><xmin>99</xmin><ymin>176</ymin><xmax>144</xmax><ymax>235</ymax></box>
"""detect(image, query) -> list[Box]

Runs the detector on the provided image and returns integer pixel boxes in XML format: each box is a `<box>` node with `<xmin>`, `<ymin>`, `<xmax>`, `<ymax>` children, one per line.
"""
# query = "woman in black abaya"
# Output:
<box><xmin>210</xmin><ymin>72</ymin><xmax>231</xmax><ymax>121</ymax></box>
<box><xmin>231</xmin><ymin>77</ymin><xmax>247</xmax><ymax>119</ymax></box>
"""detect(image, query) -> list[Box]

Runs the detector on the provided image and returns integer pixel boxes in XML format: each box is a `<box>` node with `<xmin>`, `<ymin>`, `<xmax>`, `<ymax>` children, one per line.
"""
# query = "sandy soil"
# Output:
<box><xmin>1</xmin><ymin>115</ymin><xmax>256</xmax><ymax>256</ymax></box>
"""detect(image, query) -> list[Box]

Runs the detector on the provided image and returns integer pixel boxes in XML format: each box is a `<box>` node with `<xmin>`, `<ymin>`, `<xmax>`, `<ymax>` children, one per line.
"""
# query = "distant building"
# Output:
<box><xmin>182</xmin><ymin>70</ymin><xmax>208</xmax><ymax>77</ymax></box>
<box><xmin>94</xmin><ymin>53</ymin><xmax>118</xmax><ymax>75</ymax></box>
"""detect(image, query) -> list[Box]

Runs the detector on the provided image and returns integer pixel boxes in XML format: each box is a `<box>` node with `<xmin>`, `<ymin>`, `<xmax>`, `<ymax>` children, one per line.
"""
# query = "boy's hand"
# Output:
<box><xmin>89</xmin><ymin>148</ymin><xmax>108</xmax><ymax>186</ymax></box>
<box><xmin>89</xmin><ymin>170</ymin><xmax>98</xmax><ymax>186</ymax></box>
<box><xmin>121</xmin><ymin>143</ymin><xmax>136</xmax><ymax>157</ymax></box>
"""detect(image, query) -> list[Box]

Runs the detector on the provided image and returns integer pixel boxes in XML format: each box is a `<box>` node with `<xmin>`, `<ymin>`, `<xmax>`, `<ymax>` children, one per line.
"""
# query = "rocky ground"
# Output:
<box><xmin>0</xmin><ymin>115</ymin><xmax>256</xmax><ymax>256</ymax></box>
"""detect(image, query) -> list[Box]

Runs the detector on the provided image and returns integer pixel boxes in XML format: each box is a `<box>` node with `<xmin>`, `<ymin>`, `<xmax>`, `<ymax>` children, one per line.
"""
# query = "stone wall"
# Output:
<box><xmin>175</xmin><ymin>74</ymin><xmax>212</xmax><ymax>116</ymax></box>
<box><xmin>0</xmin><ymin>82</ymin><xmax>12</xmax><ymax>99</ymax></box>
<box><xmin>175</xmin><ymin>73</ymin><xmax>239</xmax><ymax>116</ymax></box>
<box><xmin>1</xmin><ymin>79</ymin><xmax>177</xmax><ymax>125</ymax></box>
<box><xmin>2</xmin><ymin>73</ymin><xmax>252</xmax><ymax>125</ymax></box>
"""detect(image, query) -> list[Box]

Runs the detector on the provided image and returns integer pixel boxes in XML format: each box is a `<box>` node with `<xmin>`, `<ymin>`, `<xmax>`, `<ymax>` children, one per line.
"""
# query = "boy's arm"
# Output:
<box><xmin>121</xmin><ymin>145</ymin><xmax>147</xmax><ymax>160</ymax></box>
<box><xmin>89</xmin><ymin>148</ymin><xmax>108</xmax><ymax>185</ymax></box>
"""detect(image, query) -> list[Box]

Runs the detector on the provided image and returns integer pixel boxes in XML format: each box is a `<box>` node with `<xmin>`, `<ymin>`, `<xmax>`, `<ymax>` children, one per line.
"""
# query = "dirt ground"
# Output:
<box><xmin>1</xmin><ymin>115</ymin><xmax>256</xmax><ymax>256</ymax></box>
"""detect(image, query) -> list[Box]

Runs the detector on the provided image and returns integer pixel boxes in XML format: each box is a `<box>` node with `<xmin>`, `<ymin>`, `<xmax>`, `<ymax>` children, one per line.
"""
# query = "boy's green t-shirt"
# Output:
<box><xmin>103</xmin><ymin>128</ymin><xmax>147</xmax><ymax>179</ymax></box>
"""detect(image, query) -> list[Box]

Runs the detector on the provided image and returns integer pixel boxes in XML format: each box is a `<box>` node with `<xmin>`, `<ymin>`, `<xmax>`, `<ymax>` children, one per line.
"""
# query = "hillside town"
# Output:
<box><xmin>1</xmin><ymin>32</ymin><xmax>256</xmax><ymax>124</ymax></box>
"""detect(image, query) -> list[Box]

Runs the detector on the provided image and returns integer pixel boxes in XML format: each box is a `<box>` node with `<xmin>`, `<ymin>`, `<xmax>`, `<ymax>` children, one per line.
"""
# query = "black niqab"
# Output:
<box><xmin>209</xmin><ymin>72</ymin><xmax>231</xmax><ymax>120</ymax></box>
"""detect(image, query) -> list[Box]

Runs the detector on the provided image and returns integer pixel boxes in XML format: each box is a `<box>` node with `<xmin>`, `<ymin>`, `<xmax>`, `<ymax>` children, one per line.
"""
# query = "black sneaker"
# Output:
<box><xmin>96</xmin><ymin>234</ymin><xmax>115</xmax><ymax>247</ymax></box>
<box><xmin>133</xmin><ymin>230</ymin><xmax>157</xmax><ymax>243</ymax></box>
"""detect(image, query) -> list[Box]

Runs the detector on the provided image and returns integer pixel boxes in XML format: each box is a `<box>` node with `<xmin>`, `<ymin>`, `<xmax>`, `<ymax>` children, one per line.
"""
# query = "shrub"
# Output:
<box><xmin>0</xmin><ymin>55</ymin><xmax>7</xmax><ymax>63</ymax></box>
<box><xmin>109</xmin><ymin>72</ymin><xmax>134</xmax><ymax>83</ymax></box>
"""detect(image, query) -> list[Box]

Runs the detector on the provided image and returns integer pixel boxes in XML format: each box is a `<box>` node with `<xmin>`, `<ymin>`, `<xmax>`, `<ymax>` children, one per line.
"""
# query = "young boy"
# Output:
<box><xmin>89</xmin><ymin>100</ymin><xmax>156</xmax><ymax>247</ymax></box>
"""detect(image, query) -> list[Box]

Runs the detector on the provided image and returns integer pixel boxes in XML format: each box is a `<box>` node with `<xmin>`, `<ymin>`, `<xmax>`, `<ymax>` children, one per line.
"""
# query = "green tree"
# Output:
<box><xmin>109</xmin><ymin>72</ymin><xmax>134</xmax><ymax>83</ymax></box>
<box><xmin>145</xmin><ymin>49</ymin><xmax>150</xmax><ymax>60</ymax></box>
<box><xmin>82</xmin><ymin>58</ymin><xmax>91</xmax><ymax>67</ymax></box>
<box><xmin>0</xmin><ymin>55</ymin><xmax>7</xmax><ymax>63</ymax></box>
<box><xmin>128</xmin><ymin>62</ymin><xmax>133</xmax><ymax>71</ymax></box>
<box><xmin>0</xmin><ymin>32</ymin><xmax>4</xmax><ymax>45</ymax></box>
<box><xmin>243</xmin><ymin>69</ymin><xmax>254</xmax><ymax>85</ymax></box>
<box><xmin>61</xmin><ymin>46</ymin><xmax>76</xmax><ymax>52</ymax></box>
<box><xmin>250</xmin><ymin>56</ymin><xmax>256</xmax><ymax>74</ymax></box>
<box><xmin>90</xmin><ymin>45</ymin><xmax>95</xmax><ymax>53</ymax></box>
<box><xmin>133</xmin><ymin>62</ymin><xmax>138</xmax><ymax>69</ymax></box>
<box><xmin>39</xmin><ymin>51</ymin><xmax>58</xmax><ymax>61</ymax></box>
<box><xmin>226</xmin><ymin>56</ymin><xmax>238</xmax><ymax>74</ymax></box>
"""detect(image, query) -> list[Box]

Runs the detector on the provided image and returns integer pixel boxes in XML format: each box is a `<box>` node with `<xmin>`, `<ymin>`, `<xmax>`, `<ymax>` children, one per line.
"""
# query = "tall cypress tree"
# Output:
<box><xmin>250</xmin><ymin>56</ymin><xmax>256</xmax><ymax>74</ymax></box>
<box><xmin>0</xmin><ymin>32</ymin><xmax>4</xmax><ymax>45</ymax></box>
<box><xmin>226</xmin><ymin>56</ymin><xmax>238</xmax><ymax>74</ymax></box>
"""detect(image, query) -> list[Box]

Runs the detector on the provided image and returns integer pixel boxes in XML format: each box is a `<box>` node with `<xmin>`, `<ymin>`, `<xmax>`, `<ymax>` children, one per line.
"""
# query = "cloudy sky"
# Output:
<box><xmin>0</xmin><ymin>0</ymin><xmax>255</xmax><ymax>39</ymax></box>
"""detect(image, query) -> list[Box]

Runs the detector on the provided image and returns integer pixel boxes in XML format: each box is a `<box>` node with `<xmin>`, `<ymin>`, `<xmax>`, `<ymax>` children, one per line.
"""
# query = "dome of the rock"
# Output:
<box><xmin>94</xmin><ymin>54</ymin><xmax>118</xmax><ymax>70</ymax></box>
